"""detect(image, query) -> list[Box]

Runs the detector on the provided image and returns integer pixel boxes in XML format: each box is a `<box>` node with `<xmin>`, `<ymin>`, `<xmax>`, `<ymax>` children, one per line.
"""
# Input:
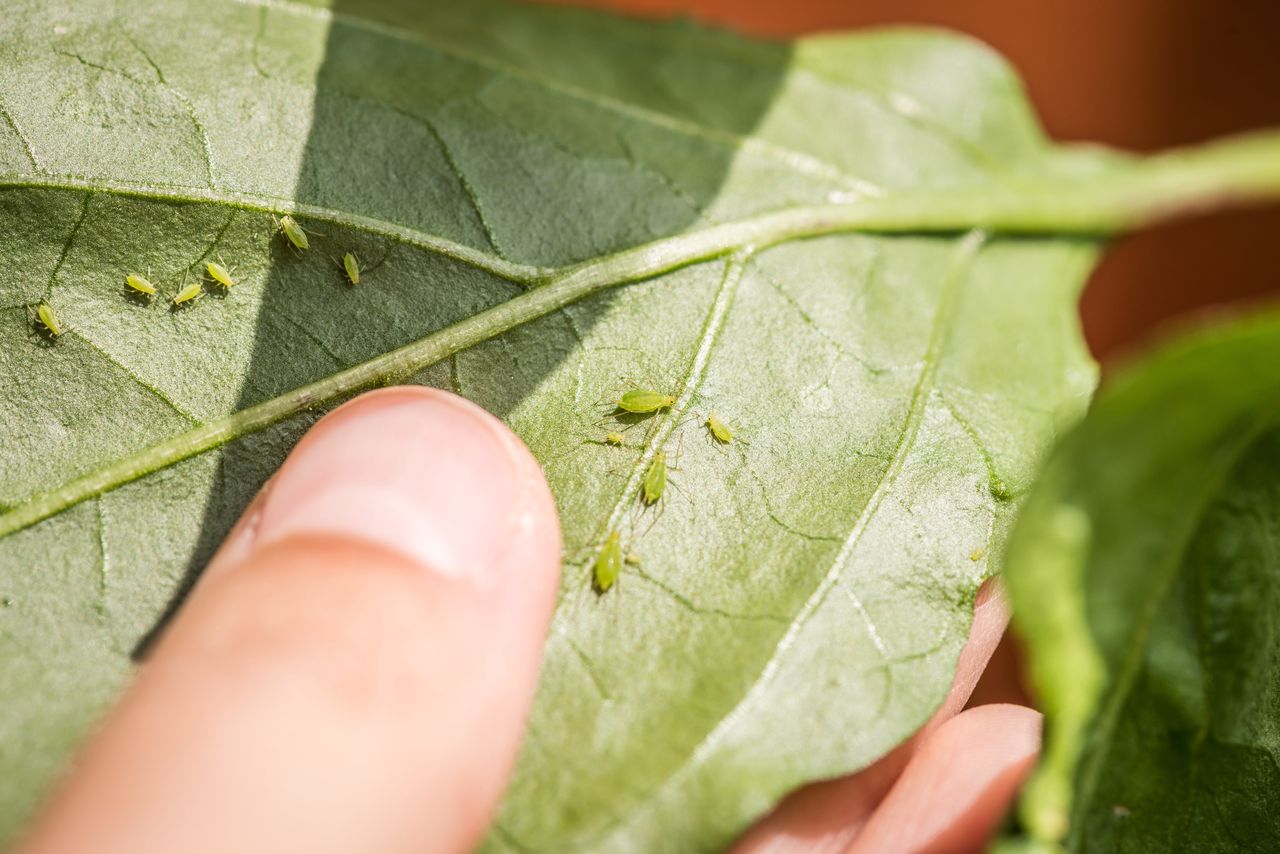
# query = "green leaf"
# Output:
<box><xmin>2</xmin><ymin>0</ymin><xmax>1279</xmax><ymax>849</ymax></box>
<box><xmin>1005</xmin><ymin>310</ymin><xmax>1280</xmax><ymax>852</ymax></box>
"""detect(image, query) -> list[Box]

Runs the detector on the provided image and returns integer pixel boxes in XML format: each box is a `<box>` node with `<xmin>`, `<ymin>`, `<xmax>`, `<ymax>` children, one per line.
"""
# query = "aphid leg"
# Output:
<box><xmin>636</xmin><ymin>495</ymin><xmax>666</xmax><ymax>538</ymax></box>
<box><xmin>203</xmin><ymin>255</ymin><xmax>238</xmax><ymax>293</ymax></box>
<box><xmin>26</xmin><ymin>306</ymin><xmax>57</xmax><ymax>346</ymax></box>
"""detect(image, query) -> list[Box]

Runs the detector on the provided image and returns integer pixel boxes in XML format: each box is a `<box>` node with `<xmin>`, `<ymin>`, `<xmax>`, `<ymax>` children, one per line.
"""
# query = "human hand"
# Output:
<box><xmin>18</xmin><ymin>387</ymin><xmax>1037</xmax><ymax>854</ymax></box>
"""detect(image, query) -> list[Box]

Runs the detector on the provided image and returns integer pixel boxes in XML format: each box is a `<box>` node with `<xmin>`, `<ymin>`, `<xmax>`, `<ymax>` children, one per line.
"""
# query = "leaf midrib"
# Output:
<box><xmin>577</xmin><ymin>230</ymin><xmax>985</xmax><ymax>848</ymax></box>
<box><xmin>3</xmin><ymin>131</ymin><xmax>1280</xmax><ymax>538</ymax></box>
<box><xmin>0</xmin><ymin>174</ymin><xmax>545</xmax><ymax>285</ymax></box>
<box><xmin>554</xmin><ymin>252</ymin><xmax>750</xmax><ymax>625</ymax></box>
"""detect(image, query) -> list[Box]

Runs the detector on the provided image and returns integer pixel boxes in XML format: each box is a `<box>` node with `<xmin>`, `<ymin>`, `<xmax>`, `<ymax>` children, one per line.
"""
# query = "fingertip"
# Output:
<box><xmin>21</xmin><ymin>387</ymin><xmax>563</xmax><ymax>854</ymax></box>
<box><xmin>848</xmin><ymin>704</ymin><xmax>1042</xmax><ymax>854</ymax></box>
<box><xmin>207</xmin><ymin>385</ymin><xmax>561</xmax><ymax>592</ymax></box>
<box><xmin>933</xmin><ymin>577</ymin><xmax>1012</xmax><ymax>723</ymax></box>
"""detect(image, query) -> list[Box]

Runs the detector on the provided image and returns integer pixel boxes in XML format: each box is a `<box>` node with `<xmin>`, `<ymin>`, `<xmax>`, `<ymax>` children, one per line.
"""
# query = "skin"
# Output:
<box><xmin>17</xmin><ymin>387</ymin><xmax>1038</xmax><ymax>854</ymax></box>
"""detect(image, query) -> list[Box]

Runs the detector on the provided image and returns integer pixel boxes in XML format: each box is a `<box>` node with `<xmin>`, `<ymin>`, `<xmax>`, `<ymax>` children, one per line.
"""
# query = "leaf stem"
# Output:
<box><xmin>3</xmin><ymin>129</ymin><xmax>1280</xmax><ymax>538</ymax></box>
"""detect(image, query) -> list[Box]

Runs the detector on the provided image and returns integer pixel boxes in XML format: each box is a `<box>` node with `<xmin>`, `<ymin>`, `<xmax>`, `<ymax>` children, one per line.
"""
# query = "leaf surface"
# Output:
<box><xmin>1005</xmin><ymin>311</ymin><xmax>1280</xmax><ymax>853</ymax></box>
<box><xmin>0</xmin><ymin>0</ymin><xmax>1122</xmax><ymax>847</ymax></box>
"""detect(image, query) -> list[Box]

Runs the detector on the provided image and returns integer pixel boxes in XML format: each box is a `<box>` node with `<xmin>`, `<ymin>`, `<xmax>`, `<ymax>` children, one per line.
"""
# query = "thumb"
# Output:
<box><xmin>20</xmin><ymin>387</ymin><xmax>562</xmax><ymax>854</ymax></box>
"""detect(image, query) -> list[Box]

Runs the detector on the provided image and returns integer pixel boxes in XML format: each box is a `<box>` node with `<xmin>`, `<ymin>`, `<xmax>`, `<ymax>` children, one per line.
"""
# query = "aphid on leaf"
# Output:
<box><xmin>705</xmin><ymin>412</ymin><xmax>734</xmax><ymax>444</ymax></box>
<box><xmin>124</xmin><ymin>272</ymin><xmax>157</xmax><ymax>297</ymax></box>
<box><xmin>624</xmin><ymin>552</ymin><xmax>641</xmax><ymax>567</ymax></box>
<box><xmin>605</xmin><ymin>431</ymin><xmax>626</xmax><ymax>446</ymax></box>
<box><xmin>172</xmin><ymin>280</ymin><xmax>203</xmax><ymax>307</ymax></box>
<box><xmin>35</xmin><ymin>302</ymin><xmax>64</xmax><ymax>337</ymax></box>
<box><xmin>205</xmin><ymin>259</ymin><xmax>236</xmax><ymax>289</ymax></box>
<box><xmin>341</xmin><ymin>252</ymin><xmax>360</xmax><ymax>285</ymax></box>
<box><xmin>276</xmin><ymin>214</ymin><xmax>311</xmax><ymax>252</ymax></box>
<box><xmin>969</xmin><ymin>545</ymin><xmax>986</xmax><ymax>562</ymax></box>
<box><xmin>594</xmin><ymin>530</ymin><xmax>623</xmax><ymax>593</ymax></box>
<box><xmin>616</xmin><ymin>388</ymin><xmax>675</xmax><ymax>414</ymax></box>
<box><xmin>641</xmin><ymin>450</ymin><xmax>667</xmax><ymax>506</ymax></box>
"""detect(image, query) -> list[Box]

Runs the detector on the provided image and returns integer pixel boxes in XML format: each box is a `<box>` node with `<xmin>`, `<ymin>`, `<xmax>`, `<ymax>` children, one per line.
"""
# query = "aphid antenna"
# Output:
<box><xmin>633</xmin><ymin>497</ymin><xmax>664</xmax><ymax>538</ymax></box>
<box><xmin>650</xmin><ymin>432</ymin><xmax>685</xmax><ymax>470</ymax></box>
<box><xmin>361</xmin><ymin>248</ymin><xmax>393</xmax><ymax>276</ymax></box>
<box><xmin>665</xmin><ymin>474</ymin><xmax>690</xmax><ymax>503</ymax></box>
<box><xmin>586</xmin><ymin>436</ymin><xmax>635</xmax><ymax>450</ymax></box>
<box><xmin>674</xmin><ymin>409</ymin><xmax>702</xmax><ymax>429</ymax></box>
<box><xmin>594</xmin><ymin>407</ymin><xmax>652</xmax><ymax>429</ymax></box>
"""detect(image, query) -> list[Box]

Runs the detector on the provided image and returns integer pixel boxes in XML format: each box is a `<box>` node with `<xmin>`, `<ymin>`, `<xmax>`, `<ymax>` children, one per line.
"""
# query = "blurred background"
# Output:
<box><xmin>560</xmin><ymin>0</ymin><xmax>1280</xmax><ymax>363</ymax></box>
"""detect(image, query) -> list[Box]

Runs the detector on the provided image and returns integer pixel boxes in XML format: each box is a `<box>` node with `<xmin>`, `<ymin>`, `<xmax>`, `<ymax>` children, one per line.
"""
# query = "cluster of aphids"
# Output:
<box><xmin>593</xmin><ymin>388</ymin><xmax>738</xmax><ymax>595</ymax></box>
<box><xmin>31</xmin><ymin>214</ymin><xmax>361</xmax><ymax>339</ymax></box>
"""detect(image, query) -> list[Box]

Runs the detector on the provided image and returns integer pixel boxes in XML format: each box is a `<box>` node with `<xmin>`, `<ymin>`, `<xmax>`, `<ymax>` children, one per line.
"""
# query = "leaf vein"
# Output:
<box><xmin>632</xmin><ymin>568</ymin><xmax>790</xmax><ymax>624</ymax></box>
<box><xmin>0</xmin><ymin>95</ymin><xmax>42</xmax><ymax>173</ymax></box>
<box><xmin>224</xmin><ymin>0</ymin><xmax>882</xmax><ymax>196</ymax></box>
<box><xmin>595</xmin><ymin>229</ymin><xmax>986</xmax><ymax>844</ymax></box>
<box><xmin>0</xmin><ymin>174</ymin><xmax>543</xmax><ymax>283</ymax></box>
<box><xmin>559</xmin><ymin>252</ymin><xmax>748</xmax><ymax>618</ymax></box>
<box><xmin>789</xmin><ymin>67</ymin><xmax>1006</xmax><ymax>174</ymax></box>
<box><xmin>4</xmin><ymin>128</ymin><xmax>1280</xmax><ymax>538</ymax></box>
<box><xmin>42</xmin><ymin>192</ymin><xmax>93</xmax><ymax>301</ymax></box>
<box><xmin>68</xmin><ymin>331</ymin><xmax>202</xmax><ymax>425</ymax></box>
<box><xmin>385</xmin><ymin>103</ymin><xmax>504</xmax><ymax>256</ymax></box>
<box><xmin>122</xmin><ymin>31</ymin><xmax>219</xmax><ymax>189</ymax></box>
<box><xmin>270</xmin><ymin>311</ymin><xmax>346</xmax><ymax>369</ymax></box>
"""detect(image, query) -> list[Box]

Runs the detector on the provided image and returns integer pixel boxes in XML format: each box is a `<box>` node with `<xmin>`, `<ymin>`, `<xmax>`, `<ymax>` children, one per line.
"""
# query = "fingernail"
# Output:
<box><xmin>250</xmin><ymin>387</ymin><xmax>533</xmax><ymax>582</ymax></box>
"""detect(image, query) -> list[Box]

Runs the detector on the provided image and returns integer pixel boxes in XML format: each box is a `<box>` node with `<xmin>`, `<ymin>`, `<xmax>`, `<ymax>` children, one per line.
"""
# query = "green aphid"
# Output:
<box><xmin>595</xmin><ymin>530</ymin><xmax>623</xmax><ymax>593</ymax></box>
<box><xmin>172</xmin><ymin>281</ymin><xmax>203</xmax><ymax>306</ymax></box>
<box><xmin>36</xmin><ymin>302</ymin><xmax>64</xmax><ymax>337</ymax></box>
<box><xmin>616</xmin><ymin>389</ymin><xmax>675</xmax><ymax>414</ymax></box>
<box><xmin>206</xmin><ymin>260</ymin><xmax>236</xmax><ymax>288</ymax></box>
<box><xmin>342</xmin><ymin>252</ymin><xmax>360</xmax><ymax>285</ymax></box>
<box><xmin>605</xmin><ymin>431</ymin><xmax>626</xmax><ymax>446</ymax></box>
<box><xmin>277</xmin><ymin>214</ymin><xmax>310</xmax><ymax>252</ymax></box>
<box><xmin>706</xmin><ymin>412</ymin><xmax>733</xmax><ymax>444</ymax></box>
<box><xmin>124</xmin><ymin>273</ymin><xmax>157</xmax><ymax>297</ymax></box>
<box><xmin>641</xmin><ymin>450</ymin><xmax>667</xmax><ymax>506</ymax></box>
